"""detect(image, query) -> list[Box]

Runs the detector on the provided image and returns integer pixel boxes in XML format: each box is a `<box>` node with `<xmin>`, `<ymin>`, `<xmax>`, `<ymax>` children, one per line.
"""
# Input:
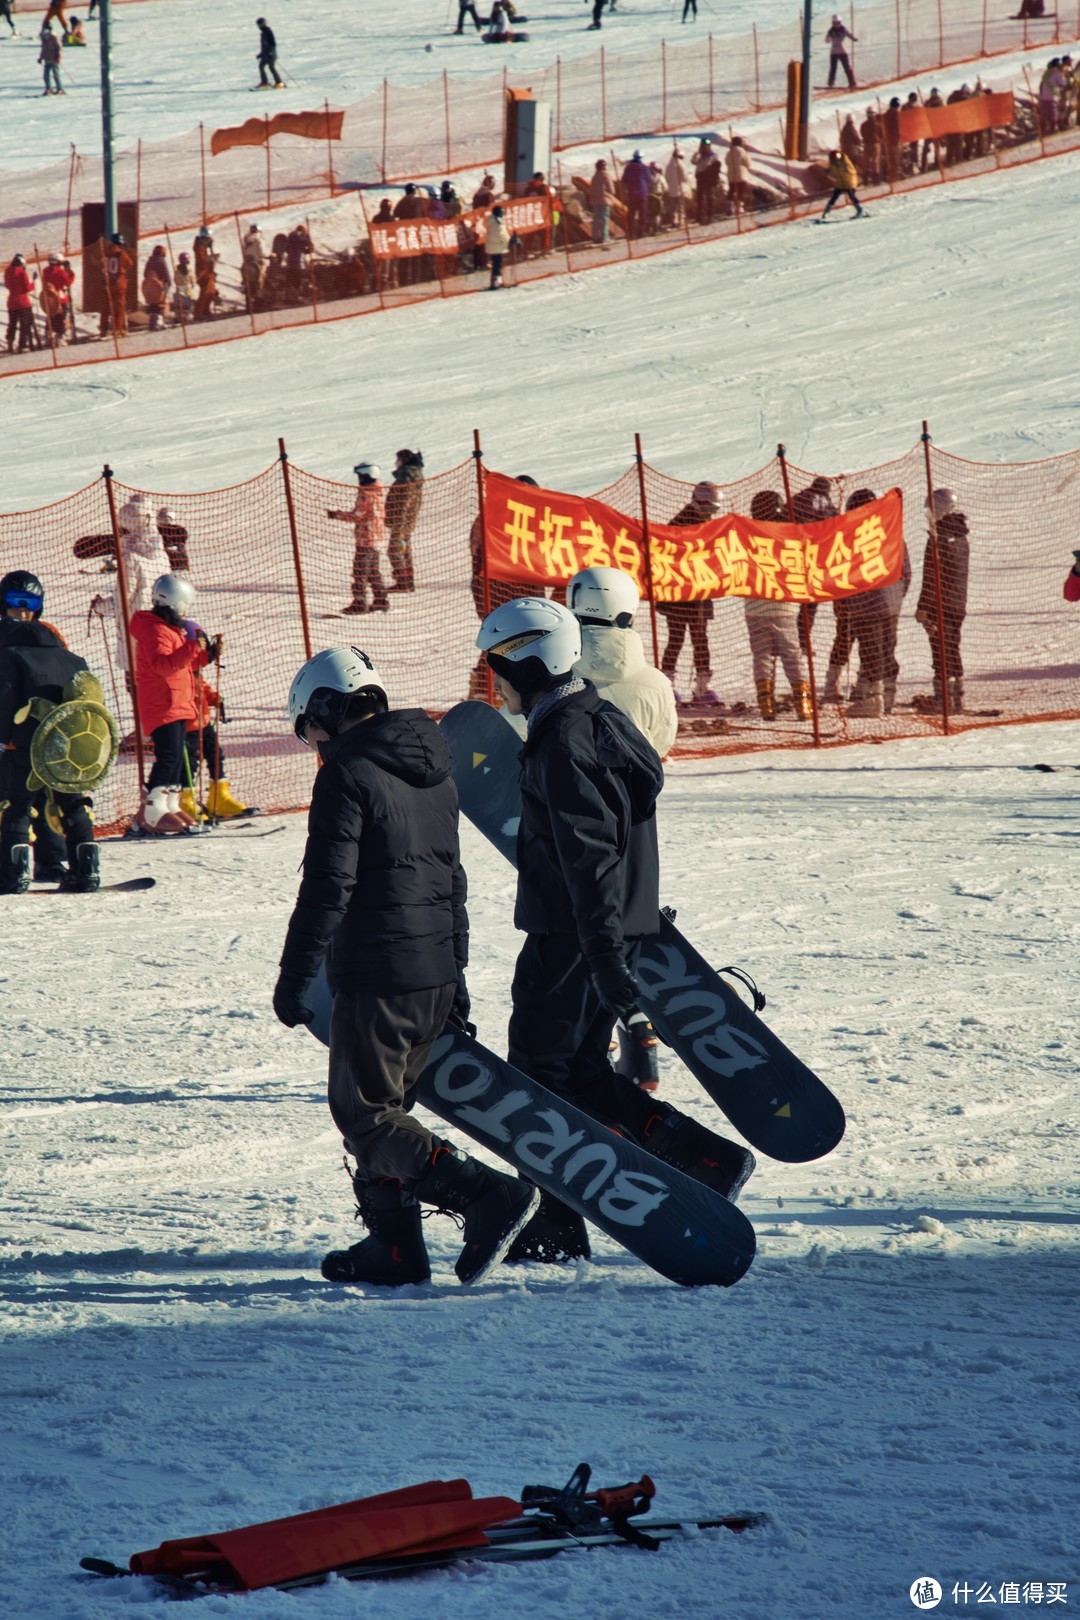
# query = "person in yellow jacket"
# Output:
<box><xmin>819</xmin><ymin>149</ymin><xmax>865</xmax><ymax>221</ymax></box>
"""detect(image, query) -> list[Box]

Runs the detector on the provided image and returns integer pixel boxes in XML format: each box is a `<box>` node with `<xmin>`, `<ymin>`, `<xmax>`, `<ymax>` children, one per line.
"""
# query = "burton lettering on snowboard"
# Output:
<box><xmin>305</xmin><ymin>968</ymin><xmax>754</xmax><ymax>1288</ymax></box>
<box><xmin>439</xmin><ymin>700</ymin><xmax>845</xmax><ymax>1164</ymax></box>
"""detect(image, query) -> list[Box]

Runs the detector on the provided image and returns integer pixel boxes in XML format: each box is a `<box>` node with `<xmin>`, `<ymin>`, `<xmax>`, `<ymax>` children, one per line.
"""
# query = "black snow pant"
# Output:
<box><xmin>682</xmin><ymin>0</ymin><xmax>697</xmax><ymax>18</ymax></box>
<box><xmin>591</xmin><ymin>0</ymin><xmax>606</xmax><ymax>26</ymax></box>
<box><xmin>147</xmin><ymin>718</ymin><xmax>188</xmax><ymax>791</ymax></box>
<box><xmin>258</xmin><ymin>52</ymin><xmax>282</xmax><ymax>86</ymax></box>
<box><xmin>0</xmin><ymin>1</ymin><xmax>15</xmax><ymax>33</ymax></box>
<box><xmin>926</xmin><ymin>614</ymin><xmax>964</xmax><ymax>683</ymax></box>
<box><xmin>828</xmin><ymin>50</ymin><xmax>855</xmax><ymax>88</ymax></box>
<box><xmin>327</xmin><ymin>982</ymin><xmax>457</xmax><ymax>1181</ymax></box>
<box><xmin>185</xmin><ymin>723</ymin><xmax>224</xmax><ymax>783</ymax></box>
<box><xmin>0</xmin><ymin>749</ymin><xmax>94</xmax><ymax>872</ymax></box>
<box><xmin>507</xmin><ymin>933</ymin><xmax>658</xmax><ymax>1142</ymax></box>
<box><xmin>455</xmin><ymin>1</ymin><xmax>482</xmax><ymax>30</ymax></box>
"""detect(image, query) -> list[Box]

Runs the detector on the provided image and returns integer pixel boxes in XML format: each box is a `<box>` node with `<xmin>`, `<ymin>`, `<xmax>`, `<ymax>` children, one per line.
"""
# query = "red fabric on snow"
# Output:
<box><xmin>130</xmin><ymin>1480</ymin><xmax>523</xmax><ymax>1591</ymax></box>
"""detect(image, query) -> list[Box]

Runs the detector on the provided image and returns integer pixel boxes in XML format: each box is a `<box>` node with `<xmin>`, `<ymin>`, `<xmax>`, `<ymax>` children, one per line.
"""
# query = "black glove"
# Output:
<box><xmin>589</xmin><ymin>952</ymin><xmax>642</xmax><ymax>1022</ymax></box>
<box><xmin>273</xmin><ymin>971</ymin><xmax>315</xmax><ymax>1029</ymax></box>
<box><xmin>445</xmin><ymin>974</ymin><xmax>476</xmax><ymax>1038</ymax></box>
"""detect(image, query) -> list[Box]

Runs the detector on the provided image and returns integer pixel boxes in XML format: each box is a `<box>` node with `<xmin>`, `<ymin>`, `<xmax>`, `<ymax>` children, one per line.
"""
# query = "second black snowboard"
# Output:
<box><xmin>440</xmin><ymin>700</ymin><xmax>845</xmax><ymax>1164</ymax></box>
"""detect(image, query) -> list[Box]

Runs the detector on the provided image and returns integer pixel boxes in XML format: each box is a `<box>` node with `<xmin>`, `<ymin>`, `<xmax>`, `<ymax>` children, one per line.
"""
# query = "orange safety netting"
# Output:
<box><xmin>2</xmin><ymin>0</ymin><xmax>1078</xmax><ymax>272</ymax></box>
<box><xmin>2</xmin><ymin>436</ymin><xmax>1078</xmax><ymax>836</ymax></box>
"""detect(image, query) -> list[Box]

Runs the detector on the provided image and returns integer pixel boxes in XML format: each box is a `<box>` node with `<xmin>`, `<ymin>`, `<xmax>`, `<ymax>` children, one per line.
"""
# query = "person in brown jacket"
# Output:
<box><xmin>588</xmin><ymin>159</ymin><xmax>617</xmax><ymax>245</ymax></box>
<box><xmin>860</xmin><ymin>107</ymin><xmax>883</xmax><ymax>183</ymax></box>
<box><xmin>385</xmin><ymin>449</ymin><xmax>424</xmax><ymax>592</ymax></box>
<box><xmin>914</xmin><ymin>488</ymin><xmax>970</xmax><ymax>711</ymax></box>
<box><xmin>101</xmin><ymin>232</ymin><xmax>133</xmax><ymax>336</ymax></box>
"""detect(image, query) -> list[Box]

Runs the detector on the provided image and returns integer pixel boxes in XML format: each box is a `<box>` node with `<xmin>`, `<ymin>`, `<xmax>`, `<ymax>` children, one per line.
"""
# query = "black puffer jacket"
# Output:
<box><xmin>515</xmin><ymin>682</ymin><xmax>663</xmax><ymax>968</ymax></box>
<box><xmin>0</xmin><ymin>620</ymin><xmax>89</xmax><ymax>749</ymax></box>
<box><xmin>279</xmin><ymin>709</ymin><xmax>468</xmax><ymax>995</ymax></box>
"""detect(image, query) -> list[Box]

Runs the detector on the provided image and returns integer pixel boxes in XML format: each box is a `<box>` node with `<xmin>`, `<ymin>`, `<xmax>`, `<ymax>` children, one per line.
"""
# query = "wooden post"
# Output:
<box><xmin>634</xmin><ymin>433</ymin><xmax>661</xmax><ymax>670</ymax></box>
<box><xmin>557</xmin><ymin>158</ymin><xmax>574</xmax><ymax>272</ymax></box>
<box><xmin>64</xmin><ymin>142</ymin><xmax>77</xmax><ymax>257</ymax></box>
<box><xmin>356</xmin><ymin>187</ymin><xmax>386</xmax><ymax>311</ymax></box>
<box><xmin>936</xmin><ymin>0</ymin><xmax>944</xmax><ymax>69</ymax></box>
<box><xmin>325</xmin><ymin>99</ymin><xmax>336</xmax><ymax>197</ymax></box>
<box><xmin>601</xmin><ymin>46</ymin><xmax>607</xmax><ymax>143</ymax></box>
<box><xmin>136</xmin><ymin>137</ymin><xmax>142</xmax><ymax>220</ymax></box>
<box><xmin>556</xmin><ymin>56</ymin><xmax>562</xmax><ymax>150</ymax></box>
<box><xmin>778</xmin><ymin>444</ymin><xmax>822</xmax><ymax>747</ymax></box>
<box><xmin>199</xmin><ymin>123</ymin><xmax>207</xmax><ymax>224</ymax></box>
<box><xmin>103</xmin><ymin>464</ymin><xmax>147</xmax><ymax>796</ymax></box>
<box><xmin>473</xmin><ymin>428</ymin><xmax>495</xmax><ymax>704</ymax></box>
<box><xmin>278</xmin><ymin>438</ymin><xmax>314</xmax><ymax>662</ymax></box>
<box><xmin>444</xmin><ymin>70</ymin><xmax>452</xmax><ymax>173</ymax></box>
<box><xmin>708</xmin><ymin>34</ymin><xmax>715</xmax><ymax>123</ymax></box>
<box><xmin>920</xmin><ymin>421</ymin><xmax>952</xmax><ymax>735</ymax></box>
<box><xmin>895</xmin><ymin>0</ymin><xmax>902</xmax><ymax>80</ymax></box>
<box><xmin>980</xmin><ymin>0</ymin><xmax>988</xmax><ymax>57</ymax></box>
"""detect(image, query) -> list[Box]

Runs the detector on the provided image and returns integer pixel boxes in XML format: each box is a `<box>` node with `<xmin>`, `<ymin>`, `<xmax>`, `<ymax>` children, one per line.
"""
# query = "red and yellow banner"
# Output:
<box><xmin>482</xmin><ymin>472</ymin><xmax>905</xmax><ymax>604</ymax></box>
<box><xmin>897</xmin><ymin>90</ymin><xmax>1014</xmax><ymax>143</ymax></box>
<box><xmin>369</xmin><ymin>195</ymin><xmax>551</xmax><ymax>260</ymax></box>
<box><xmin>210</xmin><ymin>109</ymin><xmax>344</xmax><ymax>158</ymax></box>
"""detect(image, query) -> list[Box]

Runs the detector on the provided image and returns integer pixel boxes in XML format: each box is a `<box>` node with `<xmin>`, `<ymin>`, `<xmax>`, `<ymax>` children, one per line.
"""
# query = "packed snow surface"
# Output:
<box><xmin>2</xmin><ymin>3</ymin><xmax>1079</xmax><ymax>1617</ymax></box>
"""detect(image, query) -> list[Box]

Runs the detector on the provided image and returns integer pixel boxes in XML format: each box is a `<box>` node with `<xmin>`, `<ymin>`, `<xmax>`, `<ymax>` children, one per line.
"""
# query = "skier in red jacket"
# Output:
<box><xmin>4</xmin><ymin>253</ymin><xmax>36</xmax><ymax>353</ymax></box>
<box><xmin>129</xmin><ymin>574</ymin><xmax>219</xmax><ymax>833</ymax></box>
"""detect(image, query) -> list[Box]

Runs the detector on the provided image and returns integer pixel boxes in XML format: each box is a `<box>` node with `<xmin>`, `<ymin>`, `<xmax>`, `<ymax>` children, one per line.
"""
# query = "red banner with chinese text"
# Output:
<box><xmin>482</xmin><ymin>472</ymin><xmax>905</xmax><ymax>603</ymax></box>
<box><xmin>369</xmin><ymin>195</ymin><xmax>551</xmax><ymax>260</ymax></box>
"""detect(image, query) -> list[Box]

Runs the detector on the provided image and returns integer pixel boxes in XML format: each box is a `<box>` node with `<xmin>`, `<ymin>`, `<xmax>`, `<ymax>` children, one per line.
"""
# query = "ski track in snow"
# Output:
<box><xmin>2</xmin><ymin>726</ymin><xmax>1078</xmax><ymax>1617</ymax></box>
<box><xmin>2</xmin><ymin>4</ymin><xmax>1080</xmax><ymax>1614</ymax></box>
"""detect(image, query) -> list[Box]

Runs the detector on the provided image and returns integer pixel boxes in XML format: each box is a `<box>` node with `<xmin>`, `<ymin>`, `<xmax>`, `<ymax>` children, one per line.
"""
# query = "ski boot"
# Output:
<box><xmin>178</xmin><ymin>788</ymin><xmax>209</xmax><ymax>824</ymax></box>
<box><xmin>611</xmin><ymin>1014</ymin><xmax>660</xmax><ymax>1092</ymax></box>
<box><xmin>505</xmin><ymin>1188</ymin><xmax>591</xmax><ymax>1265</ymax></box>
<box><xmin>59</xmin><ymin>843</ymin><xmax>100</xmax><ymax>893</ymax></box>
<box><xmin>642</xmin><ymin>1103</ymin><xmax>756</xmax><ymax>1203</ymax></box>
<box><xmin>413</xmin><ymin>1141</ymin><xmax>539</xmax><ymax>1284</ymax></box>
<box><xmin>0</xmin><ymin>843</ymin><xmax>31</xmax><ymax>895</ymax></box>
<box><xmin>756</xmin><ymin>678</ymin><xmax>776</xmax><ymax>721</ymax></box>
<box><xmin>133</xmin><ymin>786</ymin><xmax>188</xmax><ymax>835</ymax></box>
<box><xmin>321</xmin><ymin>1178</ymin><xmax>431</xmax><ymax>1286</ymax></box>
<box><xmin>847</xmin><ymin>680</ymin><xmax>884</xmax><ymax>718</ymax></box>
<box><xmin>205</xmin><ymin>779</ymin><xmax>250</xmax><ymax>820</ymax></box>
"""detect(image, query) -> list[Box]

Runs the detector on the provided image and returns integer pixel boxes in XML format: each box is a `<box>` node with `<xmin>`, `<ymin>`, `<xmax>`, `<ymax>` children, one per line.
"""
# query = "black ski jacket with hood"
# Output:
<box><xmin>515</xmin><ymin>682</ymin><xmax>663</xmax><ymax>985</ymax></box>
<box><xmin>279</xmin><ymin>708</ymin><xmax>468</xmax><ymax>996</ymax></box>
<box><xmin>0</xmin><ymin>619</ymin><xmax>88</xmax><ymax>751</ymax></box>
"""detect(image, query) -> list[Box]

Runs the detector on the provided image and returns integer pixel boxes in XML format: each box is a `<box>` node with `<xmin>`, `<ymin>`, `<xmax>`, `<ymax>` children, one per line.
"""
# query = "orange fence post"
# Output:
<box><xmin>325</xmin><ymin>99</ymin><xmax>336</xmax><ymax>197</ymax></box>
<box><xmin>278</xmin><ymin>438</ymin><xmax>314</xmax><ymax>662</ymax></box>
<box><xmin>778</xmin><ymin>443</ymin><xmax>822</xmax><ymax>747</ymax></box>
<box><xmin>444</xmin><ymin>70</ymin><xmax>452</xmax><ymax>173</ymax></box>
<box><xmin>199</xmin><ymin>123</ymin><xmax>207</xmax><ymax>224</ymax></box>
<box><xmin>920</xmin><ymin>421</ymin><xmax>952</xmax><ymax>735</ymax></box>
<box><xmin>265</xmin><ymin>115</ymin><xmax>272</xmax><ymax>212</ymax></box>
<box><xmin>103</xmin><ymin>464</ymin><xmax>147</xmax><ymax>799</ymax></box>
<box><xmin>556</xmin><ymin>56</ymin><xmax>562</xmax><ymax>150</ymax></box>
<box><xmin>64</xmin><ymin>142</ymin><xmax>77</xmax><ymax>257</ymax></box>
<box><xmin>661</xmin><ymin>41</ymin><xmax>668</xmax><ymax>132</ymax></box>
<box><xmin>895</xmin><ymin>0</ymin><xmax>901</xmax><ymax>79</ymax></box>
<box><xmin>708</xmin><ymin>34</ymin><xmax>715</xmax><ymax>124</ymax></box>
<box><xmin>136</xmin><ymin>138</ymin><xmax>142</xmax><ymax>220</ymax></box>
<box><xmin>306</xmin><ymin>216</ymin><xmax>320</xmax><ymax>323</ymax></box>
<box><xmin>473</xmin><ymin>428</ymin><xmax>494</xmax><ymax>704</ymax></box>
<box><xmin>753</xmin><ymin>24</ymin><xmax>761</xmax><ymax>112</ymax></box>
<box><xmin>381</xmin><ymin>78</ymin><xmax>389</xmax><ymax>183</ymax></box>
<box><xmin>601</xmin><ymin>46</ymin><xmax>607</xmax><ymax>143</ymax></box>
<box><xmin>356</xmin><ymin>188</ymin><xmax>386</xmax><ymax>311</ymax></box>
<box><xmin>634</xmin><ymin>433</ymin><xmax>661</xmax><ymax>670</ymax></box>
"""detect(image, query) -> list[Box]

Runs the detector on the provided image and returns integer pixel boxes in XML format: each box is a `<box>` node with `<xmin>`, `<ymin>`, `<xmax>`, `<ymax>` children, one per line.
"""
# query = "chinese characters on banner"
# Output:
<box><xmin>481</xmin><ymin>471</ymin><xmax>906</xmax><ymax>604</ymax></box>
<box><xmin>369</xmin><ymin>195</ymin><xmax>551</xmax><ymax>261</ymax></box>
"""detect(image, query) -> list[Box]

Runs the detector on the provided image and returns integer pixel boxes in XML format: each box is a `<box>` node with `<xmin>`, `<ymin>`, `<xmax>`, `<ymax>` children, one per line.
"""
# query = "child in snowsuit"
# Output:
<box><xmin>329</xmin><ymin>462</ymin><xmax>388</xmax><ymax>614</ymax></box>
<box><xmin>41</xmin><ymin>253</ymin><xmax>75</xmax><ymax>345</ymax></box>
<box><xmin>129</xmin><ymin>574</ymin><xmax>218</xmax><ymax>833</ymax></box>
<box><xmin>275</xmin><ymin>647</ymin><xmax>537</xmax><ymax>1287</ymax></box>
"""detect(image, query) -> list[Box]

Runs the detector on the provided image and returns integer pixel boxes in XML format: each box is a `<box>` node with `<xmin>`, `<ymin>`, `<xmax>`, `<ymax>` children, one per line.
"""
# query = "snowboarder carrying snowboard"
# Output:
<box><xmin>274</xmin><ymin>648</ymin><xmax>538</xmax><ymax>1287</ymax></box>
<box><xmin>0</xmin><ymin>571</ymin><xmax>102</xmax><ymax>893</ymax></box>
<box><xmin>476</xmin><ymin>597</ymin><xmax>754</xmax><ymax>1262</ymax></box>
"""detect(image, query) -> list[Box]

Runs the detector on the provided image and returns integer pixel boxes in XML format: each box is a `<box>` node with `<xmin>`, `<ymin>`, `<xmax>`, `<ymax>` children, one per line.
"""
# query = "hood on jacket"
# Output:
<box><xmin>323</xmin><ymin>707</ymin><xmax>453</xmax><ymax>789</ymax></box>
<box><xmin>576</xmin><ymin>624</ymin><xmax>648</xmax><ymax>687</ymax></box>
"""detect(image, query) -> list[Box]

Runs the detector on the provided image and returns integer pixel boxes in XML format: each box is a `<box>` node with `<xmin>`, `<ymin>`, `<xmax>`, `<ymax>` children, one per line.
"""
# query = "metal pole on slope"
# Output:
<box><xmin>99</xmin><ymin>0</ymin><xmax>117</xmax><ymax>240</ymax></box>
<box><xmin>778</xmin><ymin>444</ymin><xmax>822</xmax><ymax>747</ymax></box>
<box><xmin>634</xmin><ymin>433</ymin><xmax>661</xmax><ymax>670</ymax></box>
<box><xmin>799</xmin><ymin>0</ymin><xmax>812</xmax><ymax>161</ymax></box>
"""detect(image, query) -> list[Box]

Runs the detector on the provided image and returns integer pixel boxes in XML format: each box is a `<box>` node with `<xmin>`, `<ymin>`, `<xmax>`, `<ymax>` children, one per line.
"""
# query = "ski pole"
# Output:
<box><xmin>210</xmin><ymin>633</ymin><xmax>224</xmax><ymax>825</ymax></box>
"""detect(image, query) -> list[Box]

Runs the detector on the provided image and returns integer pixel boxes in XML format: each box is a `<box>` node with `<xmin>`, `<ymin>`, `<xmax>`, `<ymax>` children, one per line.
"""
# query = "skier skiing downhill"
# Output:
<box><xmin>476</xmin><ymin>597</ymin><xmax>755</xmax><ymax>1264</ymax></box>
<box><xmin>274</xmin><ymin>647</ymin><xmax>538</xmax><ymax>1288</ymax></box>
<box><xmin>255</xmin><ymin>16</ymin><xmax>283</xmax><ymax>87</ymax></box>
<box><xmin>566</xmin><ymin>565</ymin><xmax>678</xmax><ymax>1094</ymax></box>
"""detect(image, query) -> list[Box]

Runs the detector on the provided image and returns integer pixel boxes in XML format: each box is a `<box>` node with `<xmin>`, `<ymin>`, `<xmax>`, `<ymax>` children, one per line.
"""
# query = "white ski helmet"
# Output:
<box><xmin>477</xmin><ymin>596</ymin><xmax>582</xmax><ymax>695</ymax></box>
<box><xmin>288</xmin><ymin>646</ymin><xmax>388</xmax><ymax>745</ymax></box>
<box><xmin>151</xmin><ymin>574</ymin><xmax>196</xmax><ymax>614</ymax></box>
<box><xmin>566</xmin><ymin>566</ymin><xmax>639</xmax><ymax>628</ymax></box>
<box><xmin>353</xmin><ymin>462</ymin><xmax>381</xmax><ymax>484</ymax></box>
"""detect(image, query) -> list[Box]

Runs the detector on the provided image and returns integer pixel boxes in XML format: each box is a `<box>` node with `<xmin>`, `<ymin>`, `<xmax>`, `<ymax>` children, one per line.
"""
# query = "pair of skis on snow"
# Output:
<box><xmin>306</xmin><ymin>702</ymin><xmax>845</xmax><ymax>1290</ymax></box>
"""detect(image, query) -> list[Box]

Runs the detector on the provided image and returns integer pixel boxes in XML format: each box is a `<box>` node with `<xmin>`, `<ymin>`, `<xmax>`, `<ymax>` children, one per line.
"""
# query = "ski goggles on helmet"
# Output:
<box><xmin>4</xmin><ymin>590</ymin><xmax>43</xmax><ymax>613</ymax></box>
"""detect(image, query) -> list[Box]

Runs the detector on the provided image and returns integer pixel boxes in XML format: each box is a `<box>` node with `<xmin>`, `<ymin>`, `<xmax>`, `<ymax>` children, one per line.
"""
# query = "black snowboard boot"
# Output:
<box><xmin>321</xmin><ymin>1178</ymin><xmax>431</xmax><ymax>1286</ymax></box>
<box><xmin>0</xmin><ymin>843</ymin><xmax>31</xmax><ymax>895</ymax></box>
<box><xmin>413</xmin><ymin>1143</ymin><xmax>540</xmax><ymax>1284</ymax></box>
<box><xmin>59</xmin><ymin>843</ymin><xmax>101</xmax><ymax>893</ymax></box>
<box><xmin>505</xmin><ymin>1188</ymin><xmax>591</xmax><ymax>1265</ymax></box>
<box><xmin>642</xmin><ymin>1104</ymin><xmax>756</xmax><ymax>1203</ymax></box>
